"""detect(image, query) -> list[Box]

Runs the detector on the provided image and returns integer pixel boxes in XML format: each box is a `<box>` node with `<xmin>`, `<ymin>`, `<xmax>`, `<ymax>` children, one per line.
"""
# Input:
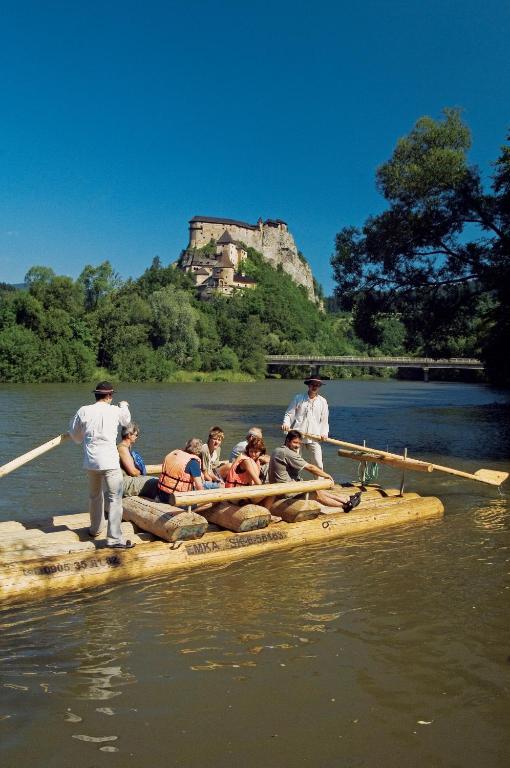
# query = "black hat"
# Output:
<box><xmin>304</xmin><ymin>377</ymin><xmax>324</xmax><ymax>387</ymax></box>
<box><xmin>93</xmin><ymin>381</ymin><xmax>115</xmax><ymax>394</ymax></box>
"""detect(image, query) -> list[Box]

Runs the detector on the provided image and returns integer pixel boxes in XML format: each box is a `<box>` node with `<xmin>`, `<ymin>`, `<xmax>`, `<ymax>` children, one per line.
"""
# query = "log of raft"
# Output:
<box><xmin>121</xmin><ymin>496</ymin><xmax>208</xmax><ymax>541</ymax></box>
<box><xmin>170</xmin><ymin>478</ymin><xmax>334</xmax><ymax>508</ymax></box>
<box><xmin>0</xmin><ymin>487</ymin><xmax>444</xmax><ymax>606</ymax></box>
<box><xmin>201</xmin><ymin>503</ymin><xmax>271</xmax><ymax>532</ymax></box>
<box><xmin>145</xmin><ymin>464</ymin><xmax>162</xmax><ymax>475</ymax></box>
<box><xmin>270</xmin><ymin>497</ymin><xmax>322</xmax><ymax>523</ymax></box>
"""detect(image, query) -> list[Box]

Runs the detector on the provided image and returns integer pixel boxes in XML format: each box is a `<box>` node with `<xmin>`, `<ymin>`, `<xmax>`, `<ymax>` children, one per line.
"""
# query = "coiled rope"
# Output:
<box><xmin>359</xmin><ymin>458</ymin><xmax>379</xmax><ymax>484</ymax></box>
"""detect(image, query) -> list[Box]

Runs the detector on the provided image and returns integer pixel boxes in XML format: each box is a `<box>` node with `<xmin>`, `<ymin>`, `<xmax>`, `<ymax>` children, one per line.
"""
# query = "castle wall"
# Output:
<box><xmin>191</xmin><ymin>221</ymin><xmax>263</xmax><ymax>252</ymax></box>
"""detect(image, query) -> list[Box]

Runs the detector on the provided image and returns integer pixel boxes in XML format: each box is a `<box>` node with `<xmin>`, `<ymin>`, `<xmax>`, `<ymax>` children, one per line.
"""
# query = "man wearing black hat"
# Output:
<box><xmin>69</xmin><ymin>382</ymin><xmax>135</xmax><ymax>549</ymax></box>
<box><xmin>281</xmin><ymin>377</ymin><xmax>329</xmax><ymax>469</ymax></box>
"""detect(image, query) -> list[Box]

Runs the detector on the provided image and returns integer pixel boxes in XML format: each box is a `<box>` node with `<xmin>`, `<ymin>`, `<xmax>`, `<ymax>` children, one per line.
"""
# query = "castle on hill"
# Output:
<box><xmin>179</xmin><ymin>215</ymin><xmax>317</xmax><ymax>301</ymax></box>
<box><xmin>179</xmin><ymin>227</ymin><xmax>257</xmax><ymax>299</ymax></box>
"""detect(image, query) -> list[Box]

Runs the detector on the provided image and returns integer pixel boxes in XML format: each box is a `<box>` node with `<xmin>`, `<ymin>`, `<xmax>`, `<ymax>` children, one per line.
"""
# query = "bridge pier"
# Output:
<box><xmin>423</xmin><ymin>367</ymin><xmax>429</xmax><ymax>382</ymax></box>
<box><xmin>310</xmin><ymin>365</ymin><xmax>321</xmax><ymax>378</ymax></box>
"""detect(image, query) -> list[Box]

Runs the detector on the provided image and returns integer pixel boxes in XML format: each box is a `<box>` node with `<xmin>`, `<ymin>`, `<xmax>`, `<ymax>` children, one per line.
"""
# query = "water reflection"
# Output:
<box><xmin>473</xmin><ymin>498</ymin><xmax>510</xmax><ymax>531</ymax></box>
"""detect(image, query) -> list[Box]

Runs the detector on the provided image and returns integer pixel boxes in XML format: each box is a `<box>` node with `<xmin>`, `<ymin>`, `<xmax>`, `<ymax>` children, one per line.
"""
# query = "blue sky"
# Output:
<box><xmin>1</xmin><ymin>0</ymin><xmax>509</xmax><ymax>295</ymax></box>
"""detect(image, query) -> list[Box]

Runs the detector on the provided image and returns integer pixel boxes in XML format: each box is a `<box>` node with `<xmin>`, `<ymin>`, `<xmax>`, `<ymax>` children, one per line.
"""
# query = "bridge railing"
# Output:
<box><xmin>265</xmin><ymin>355</ymin><xmax>484</xmax><ymax>369</ymax></box>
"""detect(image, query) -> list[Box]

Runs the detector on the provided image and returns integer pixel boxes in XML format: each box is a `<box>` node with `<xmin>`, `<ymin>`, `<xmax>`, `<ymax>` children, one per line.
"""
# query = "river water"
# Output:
<box><xmin>1</xmin><ymin>380</ymin><xmax>509</xmax><ymax>767</ymax></box>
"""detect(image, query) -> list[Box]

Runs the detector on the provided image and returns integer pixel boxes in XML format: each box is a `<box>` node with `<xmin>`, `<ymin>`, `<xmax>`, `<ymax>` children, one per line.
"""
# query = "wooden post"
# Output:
<box><xmin>399</xmin><ymin>448</ymin><xmax>407</xmax><ymax>496</ymax></box>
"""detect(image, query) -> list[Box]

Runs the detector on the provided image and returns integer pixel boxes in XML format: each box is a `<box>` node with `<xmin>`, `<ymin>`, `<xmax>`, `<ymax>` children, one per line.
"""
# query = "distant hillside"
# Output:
<box><xmin>0</xmin><ymin>282</ymin><xmax>25</xmax><ymax>291</ymax></box>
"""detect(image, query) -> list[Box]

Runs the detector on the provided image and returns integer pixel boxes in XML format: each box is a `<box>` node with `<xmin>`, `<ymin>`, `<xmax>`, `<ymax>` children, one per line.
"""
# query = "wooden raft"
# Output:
<box><xmin>0</xmin><ymin>488</ymin><xmax>444</xmax><ymax>606</ymax></box>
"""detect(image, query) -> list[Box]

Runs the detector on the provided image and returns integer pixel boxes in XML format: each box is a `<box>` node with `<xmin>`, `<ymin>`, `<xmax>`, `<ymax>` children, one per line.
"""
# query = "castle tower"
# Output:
<box><xmin>217</xmin><ymin>230</ymin><xmax>240</xmax><ymax>270</ymax></box>
<box><xmin>189</xmin><ymin>218</ymin><xmax>203</xmax><ymax>248</ymax></box>
<box><xmin>213</xmin><ymin>250</ymin><xmax>235</xmax><ymax>293</ymax></box>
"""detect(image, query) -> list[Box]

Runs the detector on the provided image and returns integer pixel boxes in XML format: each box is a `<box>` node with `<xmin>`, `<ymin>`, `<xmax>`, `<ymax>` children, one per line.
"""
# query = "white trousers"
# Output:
<box><xmin>87</xmin><ymin>468</ymin><xmax>124</xmax><ymax>545</ymax></box>
<box><xmin>301</xmin><ymin>441</ymin><xmax>323</xmax><ymax>470</ymax></box>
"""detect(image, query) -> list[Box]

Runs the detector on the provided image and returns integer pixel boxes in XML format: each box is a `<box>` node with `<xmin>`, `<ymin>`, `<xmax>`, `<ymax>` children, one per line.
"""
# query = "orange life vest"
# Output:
<box><xmin>225</xmin><ymin>454</ymin><xmax>260</xmax><ymax>488</ymax></box>
<box><xmin>158</xmin><ymin>450</ymin><xmax>200</xmax><ymax>494</ymax></box>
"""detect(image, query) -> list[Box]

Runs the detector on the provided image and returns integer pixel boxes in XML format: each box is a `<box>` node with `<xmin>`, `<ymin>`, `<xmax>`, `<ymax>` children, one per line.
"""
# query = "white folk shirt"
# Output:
<box><xmin>69</xmin><ymin>401</ymin><xmax>131</xmax><ymax>470</ymax></box>
<box><xmin>283</xmin><ymin>393</ymin><xmax>329</xmax><ymax>443</ymax></box>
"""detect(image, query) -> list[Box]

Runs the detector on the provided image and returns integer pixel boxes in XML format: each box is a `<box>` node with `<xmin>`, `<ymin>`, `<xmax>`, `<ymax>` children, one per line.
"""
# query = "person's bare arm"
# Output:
<box><xmin>304</xmin><ymin>463</ymin><xmax>333</xmax><ymax>481</ymax></box>
<box><xmin>118</xmin><ymin>443</ymin><xmax>140</xmax><ymax>476</ymax></box>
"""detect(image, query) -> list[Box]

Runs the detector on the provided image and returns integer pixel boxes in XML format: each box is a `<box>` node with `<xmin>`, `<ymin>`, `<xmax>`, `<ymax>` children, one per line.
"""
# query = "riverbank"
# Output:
<box><xmin>79</xmin><ymin>366</ymin><xmax>489</xmax><ymax>386</ymax></box>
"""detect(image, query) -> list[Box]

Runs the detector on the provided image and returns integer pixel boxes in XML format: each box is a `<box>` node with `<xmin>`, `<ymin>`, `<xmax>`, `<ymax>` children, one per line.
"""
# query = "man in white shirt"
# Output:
<box><xmin>69</xmin><ymin>381</ymin><xmax>134</xmax><ymax>549</ymax></box>
<box><xmin>281</xmin><ymin>377</ymin><xmax>329</xmax><ymax>469</ymax></box>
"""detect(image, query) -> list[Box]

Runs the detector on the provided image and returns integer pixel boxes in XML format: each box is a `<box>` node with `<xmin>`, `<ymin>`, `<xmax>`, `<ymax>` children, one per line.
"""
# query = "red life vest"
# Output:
<box><xmin>225</xmin><ymin>454</ymin><xmax>260</xmax><ymax>488</ymax></box>
<box><xmin>158</xmin><ymin>450</ymin><xmax>200</xmax><ymax>494</ymax></box>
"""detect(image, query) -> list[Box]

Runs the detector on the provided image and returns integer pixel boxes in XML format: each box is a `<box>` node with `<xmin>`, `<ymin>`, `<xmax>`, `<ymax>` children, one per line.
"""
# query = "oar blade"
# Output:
<box><xmin>474</xmin><ymin>469</ymin><xmax>509</xmax><ymax>486</ymax></box>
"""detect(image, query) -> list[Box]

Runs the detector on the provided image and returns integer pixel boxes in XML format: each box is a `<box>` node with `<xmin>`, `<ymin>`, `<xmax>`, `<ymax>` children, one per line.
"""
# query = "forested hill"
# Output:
<box><xmin>0</xmin><ymin>250</ymin><xmax>367</xmax><ymax>383</ymax></box>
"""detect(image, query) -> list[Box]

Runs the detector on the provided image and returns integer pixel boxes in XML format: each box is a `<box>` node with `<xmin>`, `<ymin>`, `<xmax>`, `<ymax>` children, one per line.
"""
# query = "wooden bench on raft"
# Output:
<box><xmin>122</xmin><ymin>479</ymin><xmax>333</xmax><ymax>541</ymax></box>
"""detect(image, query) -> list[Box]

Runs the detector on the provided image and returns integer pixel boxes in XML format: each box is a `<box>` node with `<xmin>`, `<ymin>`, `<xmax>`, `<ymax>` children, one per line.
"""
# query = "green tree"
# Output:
<box><xmin>112</xmin><ymin>345</ymin><xmax>176</xmax><ymax>382</ymax></box>
<box><xmin>331</xmin><ymin>109</ymin><xmax>510</xmax><ymax>382</ymax></box>
<box><xmin>136</xmin><ymin>257</ymin><xmax>194</xmax><ymax>297</ymax></box>
<box><xmin>78</xmin><ymin>261</ymin><xmax>121</xmax><ymax>311</ymax></box>
<box><xmin>94</xmin><ymin>287</ymin><xmax>152</xmax><ymax>369</ymax></box>
<box><xmin>12</xmin><ymin>292</ymin><xmax>45</xmax><ymax>333</ymax></box>
<box><xmin>24</xmin><ymin>265</ymin><xmax>56</xmax><ymax>287</ymax></box>
<box><xmin>26</xmin><ymin>269</ymin><xmax>84</xmax><ymax>315</ymax></box>
<box><xmin>0</xmin><ymin>326</ymin><xmax>43</xmax><ymax>382</ymax></box>
<box><xmin>149</xmin><ymin>287</ymin><xmax>200</xmax><ymax>369</ymax></box>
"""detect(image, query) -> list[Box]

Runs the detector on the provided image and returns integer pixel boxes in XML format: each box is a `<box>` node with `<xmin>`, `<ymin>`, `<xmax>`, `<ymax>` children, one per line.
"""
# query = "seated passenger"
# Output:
<box><xmin>225</xmin><ymin>436</ymin><xmax>281</xmax><ymax>522</ymax></box>
<box><xmin>225</xmin><ymin>435</ymin><xmax>266</xmax><ymax>487</ymax></box>
<box><xmin>266</xmin><ymin>430</ymin><xmax>361</xmax><ymax>512</ymax></box>
<box><xmin>230</xmin><ymin>426</ymin><xmax>270</xmax><ymax>480</ymax></box>
<box><xmin>117</xmin><ymin>423</ymin><xmax>158</xmax><ymax>499</ymax></box>
<box><xmin>158</xmin><ymin>437</ymin><xmax>220</xmax><ymax>503</ymax></box>
<box><xmin>201</xmin><ymin>426</ymin><xmax>229</xmax><ymax>483</ymax></box>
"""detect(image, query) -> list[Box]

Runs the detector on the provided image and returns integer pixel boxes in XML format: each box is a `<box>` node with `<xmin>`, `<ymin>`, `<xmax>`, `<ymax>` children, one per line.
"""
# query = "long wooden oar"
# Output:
<box><xmin>0</xmin><ymin>433</ymin><xmax>70</xmax><ymax>479</ymax></box>
<box><xmin>302</xmin><ymin>433</ymin><xmax>508</xmax><ymax>487</ymax></box>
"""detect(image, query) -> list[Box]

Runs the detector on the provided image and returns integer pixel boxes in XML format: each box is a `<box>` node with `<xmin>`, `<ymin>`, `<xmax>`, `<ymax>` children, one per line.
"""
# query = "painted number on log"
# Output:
<box><xmin>185</xmin><ymin>530</ymin><xmax>287</xmax><ymax>557</ymax></box>
<box><xmin>22</xmin><ymin>555</ymin><xmax>121</xmax><ymax>577</ymax></box>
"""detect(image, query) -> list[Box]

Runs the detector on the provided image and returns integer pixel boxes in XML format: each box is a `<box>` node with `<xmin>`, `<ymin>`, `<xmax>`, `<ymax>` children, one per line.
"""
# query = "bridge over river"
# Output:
<box><xmin>265</xmin><ymin>355</ymin><xmax>484</xmax><ymax>381</ymax></box>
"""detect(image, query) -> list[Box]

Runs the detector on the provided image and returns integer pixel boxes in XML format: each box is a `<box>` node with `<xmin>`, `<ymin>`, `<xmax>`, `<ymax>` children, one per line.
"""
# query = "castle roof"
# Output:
<box><xmin>190</xmin><ymin>216</ymin><xmax>259</xmax><ymax>230</ymax></box>
<box><xmin>189</xmin><ymin>254</ymin><xmax>216</xmax><ymax>267</ymax></box>
<box><xmin>194</xmin><ymin>267</ymin><xmax>210</xmax><ymax>275</ymax></box>
<box><xmin>217</xmin><ymin>252</ymin><xmax>235</xmax><ymax>269</ymax></box>
<box><xmin>189</xmin><ymin>215</ymin><xmax>287</xmax><ymax>230</ymax></box>
<box><xmin>217</xmin><ymin>230</ymin><xmax>235</xmax><ymax>245</ymax></box>
<box><xmin>234</xmin><ymin>275</ymin><xmax>257</xmax><ymax>284</ymax></box>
